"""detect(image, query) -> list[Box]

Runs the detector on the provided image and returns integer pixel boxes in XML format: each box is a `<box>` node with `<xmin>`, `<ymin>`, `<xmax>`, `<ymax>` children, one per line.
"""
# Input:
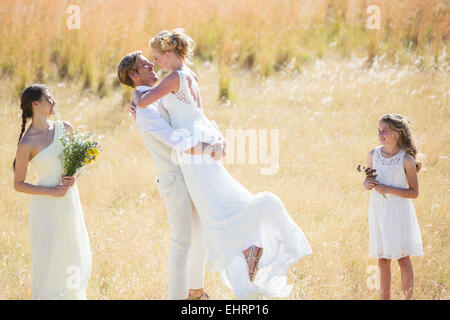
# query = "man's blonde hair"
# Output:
<box><xmin>117</xmin><ymin>51</ymin><xmax>142</xmax><ymax>88</ymax></box>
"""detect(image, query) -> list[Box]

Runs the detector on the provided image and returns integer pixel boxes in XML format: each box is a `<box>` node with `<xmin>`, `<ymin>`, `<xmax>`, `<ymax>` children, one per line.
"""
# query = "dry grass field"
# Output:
<box><xmin>0</xmin><ymin>0</ymin><xmax>449</xmax><ymax>299</ymax></box>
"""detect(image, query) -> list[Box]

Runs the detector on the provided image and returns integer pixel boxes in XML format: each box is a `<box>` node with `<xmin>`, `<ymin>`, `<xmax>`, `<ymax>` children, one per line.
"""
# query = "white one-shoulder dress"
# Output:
<box><xmin>29</xmin><ymin>120</ymin><xmax>92</xmax><ymax>299</ymax></box>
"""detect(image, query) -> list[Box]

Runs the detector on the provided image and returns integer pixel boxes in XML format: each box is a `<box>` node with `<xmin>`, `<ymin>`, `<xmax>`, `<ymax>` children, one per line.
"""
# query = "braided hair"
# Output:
<box><xmin>13</xmin><ymin>84</ymin><xmax>48</xmax><ymax>170</ymax></box>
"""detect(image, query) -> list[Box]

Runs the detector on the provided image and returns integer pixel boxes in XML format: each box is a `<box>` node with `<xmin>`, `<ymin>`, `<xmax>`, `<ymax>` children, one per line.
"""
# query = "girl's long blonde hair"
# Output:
<box><xmin>379</xmin><ymin>113</ymin><xmax>421</xmax><ymax>172</ymax></box>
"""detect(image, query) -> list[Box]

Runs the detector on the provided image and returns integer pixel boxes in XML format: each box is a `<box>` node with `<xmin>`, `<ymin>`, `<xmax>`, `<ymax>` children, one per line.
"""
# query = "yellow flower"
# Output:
<box><xmin>92</xmin><ymin>148</ymin><xmax>99</xmax><ymax>156</ymax></box>
<box><xmin>84</xmin><ymin>158</ymin><xmax>90</xmax><ymax>164</ymax></box>
<box><xmin>161</xmin><ymin>35</ymin><xmax>169</xmax><ymax>49</ymax></box>
<box><xmin>87</xmin><ymin>149</ymin><xmax>93</xmax><ymax>156</ymax></box>
<box><xmin>93</xmin><ymin>155</ymin><xmax>97</xmax><ymax>162</ymax></box>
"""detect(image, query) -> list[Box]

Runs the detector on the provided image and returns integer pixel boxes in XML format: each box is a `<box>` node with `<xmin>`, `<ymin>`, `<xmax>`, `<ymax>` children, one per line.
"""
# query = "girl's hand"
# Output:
<box><xmin>61</xmin><ymin>175</ymin><xmax>75</xmax><ymax>188</ymax></box>
<box><xmin>52</xmin><ymin>184</ymin><xmax>69</xmax><ymax>197</ymax></box>
<box><xmin>363</xmin><ymin>179</ymin><xmax>379</xmax><ymax>190</ymax></box>
<box><xmin>374</xmin><ymin>183</ymin><xmax>389</xmax><ymax>194</ymax></box>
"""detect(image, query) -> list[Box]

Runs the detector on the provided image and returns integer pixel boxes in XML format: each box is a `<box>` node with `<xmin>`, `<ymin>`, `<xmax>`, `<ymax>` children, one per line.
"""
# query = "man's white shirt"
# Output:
<box><xmin>135</xmin><ymin>85</ymin><xmax>197</xmax><ymax>153</ymax></box>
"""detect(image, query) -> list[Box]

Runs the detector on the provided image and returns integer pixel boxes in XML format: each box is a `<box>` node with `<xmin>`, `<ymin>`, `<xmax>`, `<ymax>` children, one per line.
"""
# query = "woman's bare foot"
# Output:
<box><xmin>243</xmin><ymin>245</ymin><xmax>263</xmax><ymax>282</ymax></box>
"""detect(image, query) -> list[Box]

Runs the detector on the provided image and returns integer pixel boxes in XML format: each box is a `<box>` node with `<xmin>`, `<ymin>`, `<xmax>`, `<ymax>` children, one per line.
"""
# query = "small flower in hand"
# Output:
<box><xmin>357</xmin><ymin>164</ymin><xmax>387</xmax><ymax>198</ymax></box>
<box><xmin>60</xmin><ymin>131</ymin><xmax>101</xmax><ymax>176</ymax></box>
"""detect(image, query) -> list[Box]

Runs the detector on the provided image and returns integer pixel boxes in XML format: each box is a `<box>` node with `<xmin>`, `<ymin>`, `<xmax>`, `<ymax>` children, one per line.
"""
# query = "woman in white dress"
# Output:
<box><xmin>363</xmin><ymin>114</ymin><xmax>423</xmax><ymax>300</ymax></box>
<box><xmin>13</xmin><ymin>84</ymin><xmax>92</xmax><ymax>300</ymax></box>
<box><xmin>133</xmin><ymin>29</ymin><xmax>312</xmax><ymax>299</ymax></box>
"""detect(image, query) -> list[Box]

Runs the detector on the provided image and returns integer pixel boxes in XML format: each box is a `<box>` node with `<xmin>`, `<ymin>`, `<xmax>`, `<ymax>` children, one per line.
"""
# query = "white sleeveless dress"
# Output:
<box><xmin>161</xmin><ymin>69</ymin><xmax>312</xmax><ymax>298</ymax></box>
<box><xmin>29</xmin><ymin>120</ymin><xmax>92</xmax><ymax>299</ymax></box>
<box><xmin>369</xmin><ymin>146</ymin><xmax>423</xmax><ymax>260</ymax></box>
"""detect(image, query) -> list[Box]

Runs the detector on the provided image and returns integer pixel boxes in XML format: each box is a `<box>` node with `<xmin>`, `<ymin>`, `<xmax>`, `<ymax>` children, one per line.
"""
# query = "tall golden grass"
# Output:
<box><xmin>0</xmin><ymin>0</ymin><xmax>449</xmax><ymax>96</ymax></box>
<box><xmin>1</xmin><ymin>58</ymin><xmax>449</xmax><ymax>299</ymax></box>
<box><xmin>0</xmin><ymin>0</ymin><xmax>448</xmax><ymax>300</ymax></box>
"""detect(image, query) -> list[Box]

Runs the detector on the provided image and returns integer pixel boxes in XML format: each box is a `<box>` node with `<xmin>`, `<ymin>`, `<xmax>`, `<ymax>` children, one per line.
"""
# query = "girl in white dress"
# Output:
<box><xmin>133</xmin><ymin>29</ymin><xmax>312</xmax><ymax>299</ymax></box>
<box><xmin>363</xmin><ymin>114</ymin><xmax>423</xmax><ymax>300</ymax></box>
<box><xmin>13</xmin><ymin>84</ymin><xmax>92</xmax><ymax>299</ymax></box>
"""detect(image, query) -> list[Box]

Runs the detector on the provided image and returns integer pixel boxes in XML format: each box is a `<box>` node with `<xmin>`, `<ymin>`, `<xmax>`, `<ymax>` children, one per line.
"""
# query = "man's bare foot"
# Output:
<box><xmin>187</xmin><ymin>288</ymin><xmax>212</xmax><ymax>300</ymax></box>
<box><xmin>243</xmin><ymin>245</ymin><xmax>263</xmax><ymax>282</ymax></box>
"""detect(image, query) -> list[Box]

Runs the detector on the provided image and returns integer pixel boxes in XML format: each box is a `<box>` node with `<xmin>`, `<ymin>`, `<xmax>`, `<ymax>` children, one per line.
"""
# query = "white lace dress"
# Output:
<box><xmin>161</xmin><ymin>69</ymin><xmax>312</xmax><ymax>298</ymax></box>
<box><xmin>369</xmin><ymin>146</ymin><xmax>423</xmax><ymax>260</ymax></box>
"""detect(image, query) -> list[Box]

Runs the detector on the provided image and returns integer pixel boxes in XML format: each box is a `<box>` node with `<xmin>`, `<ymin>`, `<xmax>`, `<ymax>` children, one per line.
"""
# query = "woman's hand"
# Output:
<box><xmin>363</xmin><ymin>179</ymin><xmax>379</xmax><ymax>190</ymax></box>
<box><xmin>210</xmin><ymin>141</ymin><xmax>226</xmax><ymax>160</ymax></box>
<box><xmin>51</xmin><ymin>184</ymin><xmax>70</xmax><ymax>197</ymax></box>
<box><xmin>61</xmin><ymin>175</ymin><xmax>76</xmax><ymax>188</ymax></box>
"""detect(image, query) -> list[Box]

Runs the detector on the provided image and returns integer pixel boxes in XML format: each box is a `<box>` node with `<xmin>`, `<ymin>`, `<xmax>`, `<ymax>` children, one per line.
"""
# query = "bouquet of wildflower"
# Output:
<box><xmin>357</xmin><ymin>164</ymin><xmax>387</xmax><ymax>198</ymax></box>
<box><xmin>59</xmin><ymin>131</ymin><xmax>100</xmax><ymax>176</ymax></box>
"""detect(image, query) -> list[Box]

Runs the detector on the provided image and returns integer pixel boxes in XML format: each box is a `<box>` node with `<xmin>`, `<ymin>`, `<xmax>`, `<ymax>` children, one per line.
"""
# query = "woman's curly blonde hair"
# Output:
<box><xmin>149</xmin><ymin>28</ymin><xmax>195</xmax><ymax>63</ymax></box>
